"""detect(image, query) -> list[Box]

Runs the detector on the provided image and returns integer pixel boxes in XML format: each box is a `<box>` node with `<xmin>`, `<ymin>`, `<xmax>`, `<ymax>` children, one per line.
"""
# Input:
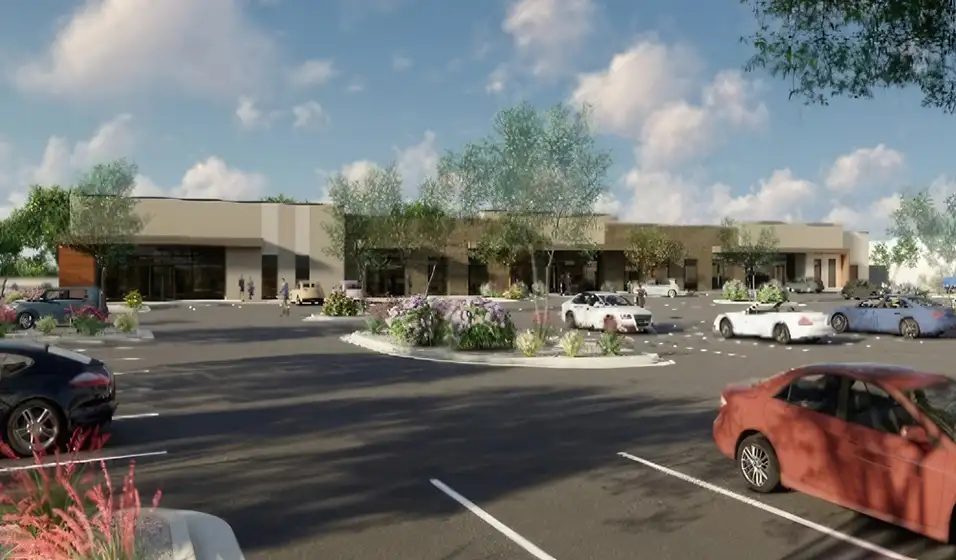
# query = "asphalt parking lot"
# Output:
<box><xmin>15</xmin><ymin>293</ymin><xmax>956</xmax><ymax>559</ymax></box>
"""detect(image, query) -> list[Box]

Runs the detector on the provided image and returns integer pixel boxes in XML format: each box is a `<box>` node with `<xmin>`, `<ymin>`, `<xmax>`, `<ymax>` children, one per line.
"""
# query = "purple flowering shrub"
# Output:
<box><xmin>387</xmin><ymin>296</ymin><xmax>448</xmax><ymax>346</ymax></box>
<box><xmin>443</xmin><ymin>298</ymin><xmax>515</xmax><ymax>350</ymax></box>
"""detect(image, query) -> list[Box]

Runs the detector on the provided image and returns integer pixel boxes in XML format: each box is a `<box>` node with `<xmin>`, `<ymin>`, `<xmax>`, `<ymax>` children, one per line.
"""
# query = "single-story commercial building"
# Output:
<box><xmin>57</xmin><ymin>197</ymin><xmax>871</xmax><ymax>300</ymax></box>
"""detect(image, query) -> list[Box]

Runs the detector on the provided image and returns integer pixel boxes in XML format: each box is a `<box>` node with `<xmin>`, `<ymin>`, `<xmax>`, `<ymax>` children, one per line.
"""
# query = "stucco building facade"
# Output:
<box><xmin>57</xmin><ymin>197</ymin><xmax>871</xmax><ymax>300</ymax></box>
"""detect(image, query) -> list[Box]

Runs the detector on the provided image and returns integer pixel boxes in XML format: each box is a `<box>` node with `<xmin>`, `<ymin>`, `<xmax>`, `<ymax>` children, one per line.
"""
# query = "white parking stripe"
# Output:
<box><xmin>618</xmin><ymin>452</ymin><xmax>915</xmax><ymax>560</ymax></box>
<box><xmin>0</xmin><ymin>450</ymin><xmax>168</xmax><ymax>473</ymax></box>
<box><xmin>114</xmin><ymin>412</ymin><xmax>159</xmax><ymax>420</ymax></box>
<box><xmin>119</xmin><ymin>357</ymin><xmax>142</xmax><ymax>361</ymax></box>
<box><xmin>430</xmin><ymin>478</ymin><xmax>557</xmax><ymax>560</ymax></box>
<box><xmin>113</xmin><ymin>370</ymin><xmax>150</xmax><ymax>376</ymax></box>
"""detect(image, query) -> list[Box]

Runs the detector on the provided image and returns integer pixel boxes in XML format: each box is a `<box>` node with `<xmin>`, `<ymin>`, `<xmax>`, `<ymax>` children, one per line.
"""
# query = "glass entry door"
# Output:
<box><xmin>148</xmin><ymin>266</ymin><xmax>172</xmax><ymax>301</ymax></box>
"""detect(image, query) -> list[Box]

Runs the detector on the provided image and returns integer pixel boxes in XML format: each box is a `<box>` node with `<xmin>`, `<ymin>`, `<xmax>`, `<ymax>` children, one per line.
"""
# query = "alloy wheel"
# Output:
<box><xmin>901</xmin><ymin>319</ymin><xmax>919</xmax><ymax>339</ymax></box>
<box><xmin>740</xmin><ymin>444</ymin><xmax>770</xmax><ymax>488</ymax></box>
<box><xmin>831</xmin><ymin>314</ymin><xmax>847</xmax><ymax>333</ymax></box>
<box><xmin>12</xmin><ymin>406</ymin><xmax>59</xmax><ymax>453</ymax></box>
<box><xmin>17</xmin><ymin>314</ymin><xmax>33</xmax><ymax>329</ymax></box>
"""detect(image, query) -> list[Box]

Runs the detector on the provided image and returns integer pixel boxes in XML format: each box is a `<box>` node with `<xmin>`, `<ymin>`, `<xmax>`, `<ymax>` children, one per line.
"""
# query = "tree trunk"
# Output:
<box><xmin>423</xmin><ymin>261</ymin><xmax>440</xmax><ymax>297</ymax></box>
<box><xmin>0</xmin><ymin>277</ymin><xmax>7</xmax><ymax>298</ymax></box>
<box><xmin>98</xmin><ymin>263</ymin><xmax>108</xmax><ymax>312</ymax></box>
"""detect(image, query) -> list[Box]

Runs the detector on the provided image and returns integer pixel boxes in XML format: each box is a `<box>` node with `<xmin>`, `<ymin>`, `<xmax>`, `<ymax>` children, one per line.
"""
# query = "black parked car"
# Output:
<box><xmin>0</xmin><ymin>340</ymin><xmax>116</xmax><ymax>456</ymax></box>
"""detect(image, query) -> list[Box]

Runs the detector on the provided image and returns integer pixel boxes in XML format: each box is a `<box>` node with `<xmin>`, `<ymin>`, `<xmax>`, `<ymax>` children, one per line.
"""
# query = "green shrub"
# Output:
<box><xmin>444</xmin><ymin>299</ymin><xmax>515</xmax><ymax>350</ymax></box>
<box><xmin>479</xmin><ymin>282</ymin><xmax>500</xmax><ymax>298</ymax></box>
<box><xmin>530</xmin><ymin>281</ymin><xmax>547</xmax><ymax>298</ymax></box>
<box><xmin>756</xmin><ymin>279</ymin><xmax>788</xmax><ymax>304</ymax></box>
<box><xmin>4</xmin><ymin>291</ymin><xmax>23</xmax><ymax>304</ymax></box>
<box><xmin>502</xmin><ymin>282</ymin><xmax>528</xmax><ymax>300</ymax></box>
<box><xmin>323</xmin><ymin>289</ymin><xmax>359</xmax><ymax>316</ymax></box>
<box><xmin>113</xmin><ymin>312</ymin><xmax>138</xmax><ymax>333</ymax></box>
<box><xmin>364</xmin><ymin>317</ymin><xmax>386</xmax><ymax>334</ymax></box>
<box><xmin>515</xmin><ymin>329</ymin><xmax>544</xmax><ymax>356</ymax></box>
<box><xmin>722</xmin><ymin>279</ymin><xmax>749</xmax><ymax>301</ymax></box>
<box><xmin>36</xmin><ymin>315</ymin><xmax>57</xmax><ymax>335</ymax></box>
<box><xmin>387</xmin><ymin>296</ymin><xmax>446</xmax><ymax>346</ymax></box>
<box><xmin>598</xmin><ymin>330</ymin><xmax>623</xmax><ymax>355</ymax></box>
<box><xmin>558</xmin><ymin>330</ymin><xmax>584</xmax><ymax>357</ymax></box>
<box><xmin>124</xmin><ymin>290</ymin><xmax>144</xmax><ymax>310</ymax></box>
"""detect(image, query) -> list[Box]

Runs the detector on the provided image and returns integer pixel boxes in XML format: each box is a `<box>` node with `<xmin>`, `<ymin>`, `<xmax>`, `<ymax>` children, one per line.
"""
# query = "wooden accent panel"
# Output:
<box><xmin>58</xmin><ymin>246</ymin><xmax>95</xmax><ymax>286</ymax></box>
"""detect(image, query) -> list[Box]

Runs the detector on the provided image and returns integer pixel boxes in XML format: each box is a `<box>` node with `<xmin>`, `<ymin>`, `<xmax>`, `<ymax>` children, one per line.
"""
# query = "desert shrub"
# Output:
<box><xmin>37</xmin><ymin>315</ymin><xmax>57</xmax><ymax>335</ymax></box>
<box><xmin>532</xmin><ymin>311</ymin><xmax>556</xmax><ymax>342</ymax></box>
<box><xmin>68</xmin><ymin>305</ymin><xmax>109</xmax><ymax>336</ymax></box>
<box><xmin>598</xmin><ymin>330</ymin><xmax>623</xmax><ymax>355</ymax></box>
<box><xmin>558</xmin><ymin>330</ymin><xmax>584</xmax><ymax>357</ymax></box>
<box><xmin>4</xmin><ymin>291</ymin><xmax>23</xmax><ymax>304</ymax></box>
<box><xmin>756</xmin><ymin>279</ymin><xmax>788</xmax><ymax>304</ymax></box>
<box><xmin>722</xmin><ymin>279</ymin><xmax>749</xmax><ymax>301</ymax></box>
<box><xmin>123</xmin><ymin>289</ymin><xmax>144</xmax><ymax>310</ymax></box>
<box><xmin>502</xmin><ymin>281</ymin><xmax>528</xmax><ymax>300</ymax></box>
<box><xmin>530</xmin><ymin>281</ymin><xmax>547</xmax><ymax>298</ymax></box>
<box><xmin>323</xmin><ymin>288</ymin><xmax>360</xmax><ymax>316</ymax></box>
<box><xmin>0</xmin><ymin>306</ymin><xmax>15</xmax><ymax>337</ymax></box>
<box><xmin>444</xmin><ymin>299</ymin><xmax>515</xmax><ymax>350</ymax></box>
<box><xmin>113</xmin><ymin>312</ymin><xmax>139</xmax><ymax>333</ymax></box>
<box><xmin>893</xmin><ymin>282</ymin><xmax>929</xmax><ymax>297</ymax></box>
<box><xmin>479</xmin><ymin>282</ymin><xmax>499</xmax><ymax>297</ymax></box>
<box><xmin>364</xmin><ymin>317</ymin><xmax>386</xmax><ymax>334</ymax></box>
<box><xmin>386</xmin><ymin>295</ymin><xmax>447</xmax><ymax>346</ymax></box>
<box><xmin>515</xmin><ymin>329</ymin><xmax>544</xmax><ymax>356</ymax></box>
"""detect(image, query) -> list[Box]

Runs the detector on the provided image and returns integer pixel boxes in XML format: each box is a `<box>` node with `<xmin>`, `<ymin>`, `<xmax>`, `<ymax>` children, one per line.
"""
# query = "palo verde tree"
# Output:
<box><xmin>443</xmin><ymin>102</ymin><xmax>612</xmax><ymax>313</ymax></box>
<box><xmin>885</xmin><ymin>189</ymin><xmax>956</xmax><ymax>276</ymax></box>
<box><xmin>624</xmin><ymin>226</ymin><xmax>685</xmax><ymax>283</ymax></box>
<box><xmin>870</xmin><ymin>237</ymin><xmax>920</xmax><ymax>284</ymax></box>
<box><xmin>8</xmin><ymin>185</ymin><xmax>72</xmax><ymax>264</ymax></box>
<box><xmin>715</xmin><ymin>218</ymin><xmax>780</xmax><ymax>289</ymax></box>
<box><xmin>322</xmin><ymin>164</ymin><xmax>402</xmax><ymax>288</ymax></box>
<box><xmin>743</xmin><ymin>0</ymin><xmax>956</xmax><ymax>112</ymax></box>
<box><xmin>0</xmin><ymin>218</ymin><xmax>25</xmax><ymax>297</ymax></box>
<box><xmin>470</xmin><ymin>219</ymin><xmax>545</xmax><ymax>286</ymax></box>
<box><xmin>63</xmin><ymin>159</ymin><xmax>146</xmax><ymax>308</ymax></box>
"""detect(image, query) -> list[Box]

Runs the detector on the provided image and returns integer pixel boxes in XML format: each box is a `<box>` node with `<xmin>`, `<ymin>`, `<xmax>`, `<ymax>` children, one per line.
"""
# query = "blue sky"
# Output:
<box><xmin>0</xmin><ymin>0</ymin><xmax>950</xmax><ymax>238</ymax></box>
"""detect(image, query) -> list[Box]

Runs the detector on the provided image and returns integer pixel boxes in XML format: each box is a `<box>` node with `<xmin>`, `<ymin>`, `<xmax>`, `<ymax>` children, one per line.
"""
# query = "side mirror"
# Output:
<box><xmin>901</xmin><ymin>425</ymin><xmax>931</xmax><ymax>445</ymax></box>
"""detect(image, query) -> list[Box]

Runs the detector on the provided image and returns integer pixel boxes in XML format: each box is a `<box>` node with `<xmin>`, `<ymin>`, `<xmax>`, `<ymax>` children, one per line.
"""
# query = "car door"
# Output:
<box><xmin>733</xmin><ymin>310</ymin><xmax>760</xmax><ymax>337</ymax></box>
<box><xmin>581</xmin><ymin>294</ymin><xmax>603</xmax><ymax>328</ymax></box>
<box><xmin>31</xmin><ymin>289</ymin><xmax>61</xmax><ymax>321</ymax></box>
<box><xmin>568</xmin><ymin>294</ymin><xmax>590</xmax><ymax>327</ymax></box>
<box><xmin>850</xmin><ymin>299</ymin><xmax>880</xmax><ymax>332</ymax></box>
<box><xmin>842</xmin><ymin>380</ymin><xmax>950</xmax><ymax>530</ymax></box>
<box><xmin>875</xmin><ymin>296</ymin><xmax>907</xmax><ymax>333</ymax></box>
<box><xmin>52</xmin><ymin>289</ymin><xmax>80</xmax><ymax>323</ymax></box>
<box><xmin>764</xmin><ymin>373</ymin><xmax>849</xmax><ymax>499</ymax></box>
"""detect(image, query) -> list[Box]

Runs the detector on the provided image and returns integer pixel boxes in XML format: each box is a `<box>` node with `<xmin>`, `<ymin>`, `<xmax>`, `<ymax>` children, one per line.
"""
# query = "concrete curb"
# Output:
<box><xmin>303</xmin><ymin>314</ymin><xmax>367</xmax><ymax>322</ymax></box>
<box><xmin>341</xmin><ymin>331</ymin><xmax>674</xmax><ymax>369</ymax></box>
<box><xmin>5</xmin><ymin>329</ymin><xmax>155</xmax><ymax>344</ymax></box>
<box><xmin>107</xmin><ymin>304</ymin><xmax>152</xmax><ymax>313</ymax></box>
<box><xmin>711</xmin><ymin>299</ymin><xmax>754</xmax><ymax>305</ymax></box>
<box><xmin>147</xmin><ymin>508</ymin><xmax>245</xmax><ymax>560</ymax></box>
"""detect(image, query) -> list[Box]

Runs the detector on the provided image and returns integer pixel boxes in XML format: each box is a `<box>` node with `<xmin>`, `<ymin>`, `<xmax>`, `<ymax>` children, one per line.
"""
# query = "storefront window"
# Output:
<box><xmin>104</xmin><ymin>245</ymin><xmax>226</xmax><ymax>300</ymax></box>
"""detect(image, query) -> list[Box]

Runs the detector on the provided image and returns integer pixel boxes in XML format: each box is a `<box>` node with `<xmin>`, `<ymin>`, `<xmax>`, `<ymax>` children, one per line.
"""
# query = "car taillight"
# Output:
<box><xmin>934</xmin><ymin>311</ymin><xmax>945</xmax><ymax>319</ymax></box>
<box><xmin>798</xmin><ymin>316</ymin><xmax>813</xmax><ymax>326</ymax></box>
<box><xmin>70</xmin><ymin>370</ymin><xmax>111</xmax><ymax>388</ymax></box>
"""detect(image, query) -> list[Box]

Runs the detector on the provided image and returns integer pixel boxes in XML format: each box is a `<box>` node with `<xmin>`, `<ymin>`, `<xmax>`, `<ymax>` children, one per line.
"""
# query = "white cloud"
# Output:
<box><xmin>135</xmin><ymin>157</ymin><xmax>266</xmax><ymax>200</ymax></box>
<box><xmin>290</xmin><ymin>59</ymin><xmax>336</xmax><ymax>88</ymax></box>
<box><xmin>486</xmin><ymin>65</ymin><xmax>507</xmax><ymax>94</ymax></box>
<box><xmin>236</xmin><ymin>96</ymin><xmax>264</xmax><ymax>129</ymax></box>
<box><xmin>340</xmin><ymin>160</ymin><xmax>378</xmax><ymax>183</ymax></box>
<box><xmin>570</xmin><ymin>38</ymin><xmax>701</xmax><ymax>137</ymax></box>
<box><xmin>825</xmin><ymin>144</ymin><xmax>905</xmax><ymax>191</ymax></box>
<box><xmin>395</xmin><ymin>131</ymin><xmax>439</xmax><ymax>196</ymax></box>
<box><xmin>391</xmin><ymin>54</ymin><xmax>412</xmax><ymax>72</ymax></box>
<box><xmin>15</xmin><ymin>0</ymin><xmax>275</xmax><ymax>100</ymax></box>
<box><xmin>345</xmin><ymin>79</ymin><xmax>364</xmax><ymax>93</ymax></box>
<box><xmin>503</xmin><ymin>0</ymin><xmax>596</xmax><ymax>76</ymax></box>
<box><xmin>292</xmin><ymin>101</ymin><xmax>326</xmax><ymax>129</ymax></box>
<box><xmin>824</xmin><ymin>194</ymin><xmax>901</xmax><ymax>235</ymax></box>
<box><xmin>30</xmin><ymin>113</ymin><xmax>137</xmax><ymax>186</ymax></box>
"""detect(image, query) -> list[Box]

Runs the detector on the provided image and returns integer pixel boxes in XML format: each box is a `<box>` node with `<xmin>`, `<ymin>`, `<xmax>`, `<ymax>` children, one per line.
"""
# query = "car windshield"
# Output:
<box><xmin>907</xmin><ymin>296</ymin><xmax>943</xmax><ymax>308</ymax></box>
<box><xmin>600</xmin><ymin>294</ymin><xmax>631</xmax><ymax>306</ymax></box>
<box><xmin>907</xmin><ymin>379</ymin><xmax>956</xmax><ymax>439</ymax></box>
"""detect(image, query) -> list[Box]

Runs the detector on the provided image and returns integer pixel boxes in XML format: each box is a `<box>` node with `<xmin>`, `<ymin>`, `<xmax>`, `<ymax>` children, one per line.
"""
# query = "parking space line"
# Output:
<box><xmin>0</xmin><ymin>450</ymin><xmax>168</xmax><ymax>473</ymax></box>
<box><xmin>114</xmin><ymin>369</ymin><xmax>150</xmax><ymax>376</ymax></box>
<box><xmin>617</xmin><ymin>452</ymin><xmax>915</xmax><ymax>560</ymax></box>
<box><xmin>119</xmin><ymin>357</ymin><xmax>142</xmax><ymax>361</ymax></box>
<box><xmin>114</xmin><ymin>412</ymin><xmax>159</xmax><ymax>420</ymax></box>
<box><xmin>430</xmin><ymin>478</ymin><xmax>557</xmax><ymax>560</ymax></box>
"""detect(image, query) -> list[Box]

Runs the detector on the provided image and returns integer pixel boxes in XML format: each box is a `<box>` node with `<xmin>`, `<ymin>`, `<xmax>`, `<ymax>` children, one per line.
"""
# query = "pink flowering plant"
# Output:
<box><xmin>67</xmin><ymin>305</ymin><xmax>109</xmax><ymax>337</ymax></box>
<box><xmin>0</xmin><ymin>429</ymin><xmax>162</xmax><ymax>559</ymax></box>
<box><xmin>386</xmin><ymin>295</ymin><xmax>448</xmax><ymax>346</ymax></box>
<box><xmin>0</xmin><ymin>305</ymin><xmax>17</xmax><ymax>338</ymax></box>
<box><xmin>443</xmin><ymin>299</ymin><xmax>515</xmax><ymax>350</ymax></box>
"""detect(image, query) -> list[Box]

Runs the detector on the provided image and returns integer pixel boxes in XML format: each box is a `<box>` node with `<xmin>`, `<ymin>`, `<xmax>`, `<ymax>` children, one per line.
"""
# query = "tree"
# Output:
<box><xmin>743</xmin><ymin>0</ymin><xmax>956</xmax><ymax>112</ymax></box>
<box><xmin>385</xmin><ymin>197</ymin><xmax>457</xmax><ymax>295</ymax></box>
<box><xmin>441</xmin><ymin>102</ymin><xmax>612</xmax><ymax>314</ymax></box>
<box><xmin>8</xmin><ymin>185</ymin><xmax>72</xmax><ymax>263</ymax></box>
<box><xmin>871</xmin><ymin>237</ymin><xmax>920</xmax><ymax>283</ymax></box>
<box><xmin>322</xmin><ymin>165</ymin><xmax>402</xmax><ymax>290</ymax></box>
<box><xmin>886</xmin><ymin>189</ymin><xmax>956</xmax><ymax>276</ymax></box>
<box><xmin>261</xmin><ymin>194</ymin><xmax>299</xmax><ymax>203</ymax></box>
<box><xmin>0</xmin><ymin>219</ymin><xmax>25</xmax><ymax>297</ymax></box>
<box><xmin>470</xmin><ymin>220</ymin><xmax>543</xmax><ymax>284</ymax></box>
<box><xmin>61</xmin><ymin>159</ymin><xmax>146</xmax><ymax>308</ymax></box>
<box><xmin>715</xmin><ymin>218</ymin><xmax>780</xmax><ymax>289</ymax></box>
<box><xmin>624</xmin><ymin>227</ymin><xmax>685</xmax><ymax>282</ymax></box>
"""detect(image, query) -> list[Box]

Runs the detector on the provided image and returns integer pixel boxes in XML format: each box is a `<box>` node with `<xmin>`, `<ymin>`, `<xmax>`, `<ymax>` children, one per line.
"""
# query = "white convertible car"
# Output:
<box><xmin>561</xmin><ymin>291</ymin><xmax>653</xmax><ymax>332</ymax></box>
<box><xmin>713</xmin><ymin>302</ymin><xmax>833</xmax><ymax>344</ymax></box>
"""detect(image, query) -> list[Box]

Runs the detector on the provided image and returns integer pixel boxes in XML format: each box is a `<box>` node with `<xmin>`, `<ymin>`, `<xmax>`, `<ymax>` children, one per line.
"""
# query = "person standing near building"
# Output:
<box><xmin>238</xmin><ymin>275</ymin><xmax>246</xmax><ymax>301</ymax></box>
<box><xmin>279</xmin><ymin>278</ymin><xmax>290</xmax><ymax>317</ymax></box>
<box><xmin>248</xmin><ymin>279</ymin><xmax>255</xmax><ymax>300</ymax></box>
<box><xmin>635</xmin><ymin>282</ymin><xmax>647</xmax><ymax>308</ymax></box>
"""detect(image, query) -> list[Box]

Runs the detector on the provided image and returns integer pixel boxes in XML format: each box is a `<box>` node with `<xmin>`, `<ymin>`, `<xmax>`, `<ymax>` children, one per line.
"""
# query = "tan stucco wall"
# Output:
<box><xmin>136</xmin><ymin>199</ymin><xmax>262</xmax><ymax>240</ymax></box>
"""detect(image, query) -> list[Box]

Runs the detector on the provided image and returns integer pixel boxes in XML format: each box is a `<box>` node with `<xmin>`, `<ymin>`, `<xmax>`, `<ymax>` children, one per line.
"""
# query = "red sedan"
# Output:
<box><xmin>714</xmin><ymin>362</ymin><xmax>956</xmax><ymax>542</ymax></box>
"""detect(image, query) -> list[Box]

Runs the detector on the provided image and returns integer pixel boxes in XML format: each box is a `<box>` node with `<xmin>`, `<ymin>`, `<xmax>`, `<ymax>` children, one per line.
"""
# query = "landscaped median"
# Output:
<box><xmin>0</xmin><ymin>302</ymin><xmax>154</xmax><ymax>343</ymax></box>
<box><xmin>339</xmin><ymin>294</ymin><xmax>671</xmax><ymax>369</ymax></box>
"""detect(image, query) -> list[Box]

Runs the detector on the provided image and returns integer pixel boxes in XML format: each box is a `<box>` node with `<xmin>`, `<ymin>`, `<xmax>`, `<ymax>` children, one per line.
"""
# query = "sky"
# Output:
<box><xmin>0</xmin><ymin>0</ymin><xmax>952</xmax><ymax>239</ymax></box>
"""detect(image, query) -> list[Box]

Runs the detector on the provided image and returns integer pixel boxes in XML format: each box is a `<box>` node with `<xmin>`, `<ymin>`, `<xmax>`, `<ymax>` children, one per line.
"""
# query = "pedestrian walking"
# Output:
<box><xmin>636</xmin><ymin>283</ymin><xmax>647</xmax><ymax>308</ymax></box>
<box><xmin>238</xmin><ymin>275</ymin><xmax>246</xmax><ymax>301</ymax></box>
<box><xmin>248</xmin><ymin>279</ymin><xmax>255</xmax><ymax>300</ymax></box>
<box><xmin>279</xmin><ymin>278</ymin><xmax>290</xmax><ymax>317</ymax></box>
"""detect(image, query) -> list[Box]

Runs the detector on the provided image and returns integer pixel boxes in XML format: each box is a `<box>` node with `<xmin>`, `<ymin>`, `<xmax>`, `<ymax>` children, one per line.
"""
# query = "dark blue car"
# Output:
<box><xmin>829</xmin><ymin>294</ymin><xmax>956</xmax><ymax>338</ymax></box>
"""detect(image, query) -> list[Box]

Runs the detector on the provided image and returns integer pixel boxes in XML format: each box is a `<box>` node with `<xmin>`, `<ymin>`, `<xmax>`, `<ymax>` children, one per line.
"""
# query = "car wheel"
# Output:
<box><xmin>667</xmin><ymin>289</ymin><xmax>677</xmax><ymax>298</ymax></box>
<box><xmin>564</xmin><ymin>311</ymin><xmax>577</xmax><ymax>329</ymax></box>
<box><xmin>737</xmin><ymin>434</ymin><xmax>782</xmax><ymax>493</ymax></box>
<box><xmin>6</xmin><ymin>399</ymin><xmax>65</xmax><ymax>457</ymax></box>
<box><xmin>830</xmin><ymin>313</ymin><xmax>848</xmax><ymax>333</ymax></box>
<box><xmin>900</xmin><ymin>318</ymin><xmax>920</xmax><ymax>339</ymax></box>
<box><xmin>719</xmin><ymin>318</ymin><xmax>734</xmax><ymax>338</ymax></box>
<box><xmin>773</xmin><ymin>323</ymin><xmax>791</xmax><ymax>344</ymax></box>
<box><xmin>16</xmin><ymin>312</ymin><xmax>34</xmax><ymax>329</ymax></box>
